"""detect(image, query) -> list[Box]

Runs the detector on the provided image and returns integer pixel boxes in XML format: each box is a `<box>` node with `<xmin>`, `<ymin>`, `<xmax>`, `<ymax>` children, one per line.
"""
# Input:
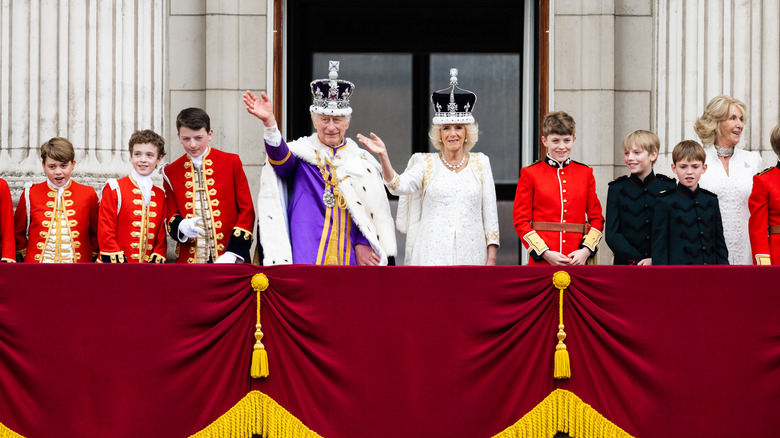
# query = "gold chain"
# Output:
<box><xmin>315</xmin><ymin>150</ymin><xmax>349</xmax><ymax>209</ymax></box>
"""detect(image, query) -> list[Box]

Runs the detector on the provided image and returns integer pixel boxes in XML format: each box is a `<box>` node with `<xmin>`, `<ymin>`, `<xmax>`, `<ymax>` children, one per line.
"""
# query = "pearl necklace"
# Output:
<box><xmin>440</xmin><ymin>152</ymin><xmax>466</xmax><ymax>170</ymax></box>
<box><xmin>714</xmin><ymin>145</ymin><xmax>735</xmax><ymax>158</ymax></box>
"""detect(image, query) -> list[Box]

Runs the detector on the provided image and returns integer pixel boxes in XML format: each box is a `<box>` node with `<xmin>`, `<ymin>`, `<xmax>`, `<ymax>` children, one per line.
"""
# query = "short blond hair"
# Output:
<box><xmin>622</xmin><ymin>130</ymin><xmax>660</xmax><ymax>162</ymax></box>
<box><xmin>428</xmin><ymin>123</ymin><xmax>479</xmax><ymax>151</ymax></box>
<box><xmin>693</xmin><ymin>95</ymin><xmax>748</xmax><ymax>146</ymax></box>
<box><xmin>672</xmin><ymin>140</ymin><xmax>706</xmax><ymax>165</ymax></box>
<box><xmin>770</xmin><ymin>124</ymin><xmax>780</xmax><ymax>157</ymax></box>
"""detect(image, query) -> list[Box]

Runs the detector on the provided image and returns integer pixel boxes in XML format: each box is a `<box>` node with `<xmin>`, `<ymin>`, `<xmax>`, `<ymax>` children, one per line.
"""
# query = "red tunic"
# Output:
<box><xmin>14</xmin><ymin>180</ymin><xmax>99</xmax><ymax>263</ymax></box>
<box><xmin>162</xmin><ymin>148</ymin><xmax>255</xmax><ymax>263</ymax></box>
<box><xmin>98</xmin><ymin>176</ymin><xmax>167</xmax><ymax>263</ymax></box>
<box><xmin>513</xmin><ymin>157</ymin><xmax>604</xmax><ymax>265</ymax></box>
<box><xmin>748</xmin><ymin>165</ymin><xmax>780</xmax><ymax>265</ymax></box>
<box><xmin>0</xmin><ymin>178</ymin><xmax>15</xmax><ymax>262</ymax></box>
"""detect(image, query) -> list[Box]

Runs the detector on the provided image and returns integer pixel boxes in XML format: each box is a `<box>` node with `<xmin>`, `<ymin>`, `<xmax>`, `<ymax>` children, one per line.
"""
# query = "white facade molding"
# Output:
<box><xmin>0</xmin><ymin>0</ymin><xmax>167</xmax><ymax>192</ymax></box>
<box><xmin>654</xmin><ymin>0</ymin><xmax>780</xmax><ymax>164</ymax></box>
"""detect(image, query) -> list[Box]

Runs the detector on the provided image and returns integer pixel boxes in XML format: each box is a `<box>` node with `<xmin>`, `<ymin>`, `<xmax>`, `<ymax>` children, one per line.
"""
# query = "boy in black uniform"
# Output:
<box><xmin>606</xmin><ymin>130</ymin><xmax>676</xmax><ymax>264</ymax></box>
<box><xmin>651</xmin><ymin>140</ymin><xmax>728</xmax><ymax>265</ymax></box>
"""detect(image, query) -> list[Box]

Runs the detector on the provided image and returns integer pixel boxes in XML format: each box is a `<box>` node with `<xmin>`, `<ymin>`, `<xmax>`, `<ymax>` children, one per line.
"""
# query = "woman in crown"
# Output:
<box><xmin>359</xmin><ymin>69</ymin><xmax>499</xmax><ymax>265</ymax></box>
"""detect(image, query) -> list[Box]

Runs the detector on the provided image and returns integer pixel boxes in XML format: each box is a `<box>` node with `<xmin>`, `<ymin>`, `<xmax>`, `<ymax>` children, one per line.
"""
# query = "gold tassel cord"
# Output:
<box><xmin>491</xmin><ymin>389</ymin><xmax>634</xmax><ymax>438</ymax></box>
<box><xmin>250</xmin><ymin>273</ymin><xmax>270</xmax><ymax>379</ymax></box>
<box><xmin>552</xmin><ymin>271</ymin><xmax>571</xmax><ymax>380</ymax></box>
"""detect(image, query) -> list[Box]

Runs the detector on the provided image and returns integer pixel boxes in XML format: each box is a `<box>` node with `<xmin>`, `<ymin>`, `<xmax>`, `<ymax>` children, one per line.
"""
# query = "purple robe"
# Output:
<box><xmin>265</xmin><ymin>137</ymin><xmax>370</xmax><ymax>265</ymax></box>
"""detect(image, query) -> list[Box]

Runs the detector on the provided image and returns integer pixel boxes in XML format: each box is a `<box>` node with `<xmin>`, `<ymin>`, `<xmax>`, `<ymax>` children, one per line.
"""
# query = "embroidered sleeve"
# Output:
<box><xmin>384</xmin><ymin>154</ymin><xmax>428</xmax><ymax>196</ymax></box>
<box><xmin>479</xmin><ymin>155</ymin><xmax>500</xmax><ymax>247</ymax></box>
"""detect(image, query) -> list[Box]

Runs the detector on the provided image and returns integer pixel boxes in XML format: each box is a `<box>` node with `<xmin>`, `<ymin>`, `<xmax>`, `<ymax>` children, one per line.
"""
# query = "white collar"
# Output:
<box><xmin>188</xmin><ymin>148</ymin><xmax>210</xmax><ymax>169</ymax></box>
<box><xmin>131</xmin><ymin>170</ymin><xmax>154</xmax><ymax>206</ymax></box>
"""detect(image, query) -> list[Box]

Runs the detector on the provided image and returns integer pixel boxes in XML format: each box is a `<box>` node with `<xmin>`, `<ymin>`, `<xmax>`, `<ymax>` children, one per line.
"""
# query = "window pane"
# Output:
<box><xmin>312</xmin><ymin>53</ymin><xmax>412</xmax><ymax>170</ymax></box>
<box><xmin>430</xmin><ymin>55</ymin><xmax>521</xmax><ymax>184</ymax></box>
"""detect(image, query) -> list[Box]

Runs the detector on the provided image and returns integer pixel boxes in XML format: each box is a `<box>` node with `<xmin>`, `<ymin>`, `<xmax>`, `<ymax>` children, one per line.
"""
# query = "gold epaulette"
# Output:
<box><xmin>524</xmin><ymin>158</ymin><xmax>545</xmax><ymax>169</ymax></box>
<box><xmin>757</xmin><ymin>167</ymin><xmax>775</xmax><ymax>176</ymax></box>
<box><xmin>571</xmin><ymin>160</ymin><xmax>591</xmax><ymax>168</ymax></box>
<box><xmin>608</xmin><ymin>175</ymin><xmax>629</xmax><ymax>186</ymax></box>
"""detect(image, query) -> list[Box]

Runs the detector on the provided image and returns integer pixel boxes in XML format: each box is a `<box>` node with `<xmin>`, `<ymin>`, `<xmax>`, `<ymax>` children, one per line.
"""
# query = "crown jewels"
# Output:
<box><xmin>431</xmin><ymin>68</ymin><xmax>476</xmax><ymax>125</ymax></box>
<box><xmin>309</xmin><ymin>60</ymin><xmax>355</xmax><ymax>116</ymax></box>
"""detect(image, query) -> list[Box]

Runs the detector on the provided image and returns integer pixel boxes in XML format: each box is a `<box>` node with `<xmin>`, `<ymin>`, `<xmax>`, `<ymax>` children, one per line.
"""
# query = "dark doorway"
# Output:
<box><xmin>286</xmin><ymin>0</ymin><xmax>537</xmax><ymax>264</ymax></box>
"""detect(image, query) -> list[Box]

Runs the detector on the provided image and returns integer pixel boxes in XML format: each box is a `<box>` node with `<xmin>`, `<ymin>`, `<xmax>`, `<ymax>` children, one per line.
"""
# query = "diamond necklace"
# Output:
<box><xmin>714</xmin><ymin>145</ymin><xmax>735</xmax><ymax>158</ymax></box>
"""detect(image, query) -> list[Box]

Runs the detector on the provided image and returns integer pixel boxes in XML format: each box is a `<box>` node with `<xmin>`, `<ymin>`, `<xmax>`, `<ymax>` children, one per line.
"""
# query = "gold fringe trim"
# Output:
<box><xmin>492</xmin><ymin>389</ymin><xmax>634</xmax><ymax>438</ymax></box>
<box><xmin>0</xmin><ymin>421</ymin><xmax>25</xmax><ymax>438</ymax></box>
<box><xmin>190</xmin><ymin>391</ymin><xmax>322</xmax><ymax>438</ymax></box>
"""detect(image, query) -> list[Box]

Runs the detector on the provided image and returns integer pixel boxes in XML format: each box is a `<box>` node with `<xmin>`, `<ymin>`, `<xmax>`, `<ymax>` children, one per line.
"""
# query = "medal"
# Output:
<box><xmin>323</xmin><ymin>190</ymin><xmax>336</xmax><ymax>208</ymax></box>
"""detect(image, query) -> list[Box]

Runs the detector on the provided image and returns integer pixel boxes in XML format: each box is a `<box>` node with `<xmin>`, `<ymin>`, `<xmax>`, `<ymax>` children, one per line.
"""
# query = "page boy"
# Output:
<box><xmin>605</xmin><ymin>130</ymin><xmax>676</xmax><ymax>265</ymax></box>
<box><xmin>98</xmin><ymin>130</ymin><xmax>168</xmax><ymax>263</ymax></box>
<box><xmin>748</xmin><ymin>123</ymin><xmax>780</xmax><ymax>265</ymax></box>
<box><xmin>651</xmin><ymin>140</ymin><xmax>728</xmax><ymax>265</ymax></box>
<box><xmin>513</xmin><ymin>111</ymin><xmax>604</xmax><ymax>265</ymax></box>
<box><xmin>161</xmin><ymin>107</ymin><xmax>255</xmax><ymax>263</ymax></box>
<box><xmin>0</xmin><ymin>178</ymin><xmax>15</xmax><ymax>262</ymax></box>
<box><xmin>14</xmin><ymin>137</ymin><xmax>99</xmax><ymax>262</ymax></box>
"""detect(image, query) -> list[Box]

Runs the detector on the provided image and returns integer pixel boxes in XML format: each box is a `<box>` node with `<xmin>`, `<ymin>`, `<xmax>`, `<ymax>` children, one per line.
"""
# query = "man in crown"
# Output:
<box><xmin>243</xmin><ymin>61</ymin><xmax>396</xmax><ymax>265</ymax></box>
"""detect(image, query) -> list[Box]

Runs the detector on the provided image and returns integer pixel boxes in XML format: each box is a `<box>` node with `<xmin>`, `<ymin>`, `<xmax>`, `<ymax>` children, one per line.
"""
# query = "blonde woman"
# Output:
<box><xmin>359</xmin><ymin>69</ymin><xmax>499</xmax><ymax>265</ymax></box>
<box><xmin>694</xmin><ymin>95</ymin><xmax>764</xmax><ymax>265</ymax></box>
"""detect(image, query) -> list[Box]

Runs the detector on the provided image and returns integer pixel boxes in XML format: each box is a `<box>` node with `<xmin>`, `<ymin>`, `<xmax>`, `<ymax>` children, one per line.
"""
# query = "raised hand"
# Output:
<box><xmin>356</xmin><ymin>133</ymin><xmax>386</xmax><ymax>156</ymax></box>
<box><xmin>242</xmin><ymin>91</ymin><xmax>276</xmax><ymax>126</ymax></box>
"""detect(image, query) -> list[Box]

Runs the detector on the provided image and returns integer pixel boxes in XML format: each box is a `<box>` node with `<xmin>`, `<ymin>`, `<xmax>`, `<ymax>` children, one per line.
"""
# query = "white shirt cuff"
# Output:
<box><xmin>264</xmin><ymin>123</ymin><xmax>282</xmax><ymax>147</ymax></box>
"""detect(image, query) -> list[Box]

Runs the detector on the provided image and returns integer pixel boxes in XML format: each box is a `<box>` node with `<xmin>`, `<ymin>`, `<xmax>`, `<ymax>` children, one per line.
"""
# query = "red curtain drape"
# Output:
<box><xmin>0</xmin><ymin>264</ymin><xmax>778</xmax><ymax>437</ymax></box>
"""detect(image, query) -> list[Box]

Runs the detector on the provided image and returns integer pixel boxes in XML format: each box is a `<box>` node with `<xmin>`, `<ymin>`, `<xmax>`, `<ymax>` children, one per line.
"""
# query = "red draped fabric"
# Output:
<box><xmin>0</xmin><ymin>264</ymin><xmax>778</xmax><ymax>437</ymax></box>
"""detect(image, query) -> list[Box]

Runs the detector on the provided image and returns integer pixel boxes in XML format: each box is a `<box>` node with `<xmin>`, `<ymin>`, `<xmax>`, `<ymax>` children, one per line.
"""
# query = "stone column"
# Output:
<box><xmin>552</xmin><ymin>0</ymin><xmax>617</xmax><ymax>263</ymax></box>
<box><xmin>168</xmin><ymin>0</ymin><xmax>268</xmax><ymax>201</ymax></box>
<box><xmin>0</xmin><ymin>0</ymin><xmax>167</xmax><ymax>200</ymax></box>
<box><xmin>654</xmin><ymin>0</ymin><xmax>780</xmax><ymax>167</ymax></box>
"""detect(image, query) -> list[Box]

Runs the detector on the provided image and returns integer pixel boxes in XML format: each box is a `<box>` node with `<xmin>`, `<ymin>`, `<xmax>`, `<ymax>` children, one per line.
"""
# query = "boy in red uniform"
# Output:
<box><xmin>98</xmin><ymin>130</ymin><xmax>168</xmax><ymax>263</ymax></box>
<box><xmin>0</xmin><ymin>178</ymin><xmax>15</xmax><ymax>262</ymax></box>
<box><xmin>162</xmin><ymin>108</ymin><xmax>255</xmax><ymax>263</ymax></box>
<box><xmin>748</xmin><ymin>123</ymin><xmax>780</xmax><ymax>265</ymax></box>
<box><xmin>14</xmin><ymin>137</ymin><xmax>99</xmax><ymax>263</ymax></box>
<box><xmin>513</xmin><ymin>111</ymin><xmax>604</xmax><ymax>265</ymax></box>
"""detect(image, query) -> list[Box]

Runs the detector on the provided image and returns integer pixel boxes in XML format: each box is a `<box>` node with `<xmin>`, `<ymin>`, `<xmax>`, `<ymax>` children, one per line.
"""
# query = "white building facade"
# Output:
<box><xmin>1</xmin><ymin>0</ymin><xmax>778</xmax><ymax>263</ymax></box>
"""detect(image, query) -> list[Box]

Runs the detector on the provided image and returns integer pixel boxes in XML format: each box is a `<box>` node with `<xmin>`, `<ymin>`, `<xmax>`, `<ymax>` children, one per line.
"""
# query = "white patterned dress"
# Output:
<box><xmin>387</xmin><ymin>152</ymin><xmax>499</xmax><ymax>265</ymax></box>
<box><xmin>699</xmin><ymin>146</ymin><xmax>764</xmax><ymax>265</ymax></box>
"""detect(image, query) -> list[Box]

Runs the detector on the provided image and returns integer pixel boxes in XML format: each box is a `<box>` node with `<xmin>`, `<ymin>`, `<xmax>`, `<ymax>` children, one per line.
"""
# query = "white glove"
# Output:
<box><xmin>214</xmin><ymin>252</ymin><xmax>239</xmax><ymax>264</ymax></box>
<box><xmin>178</xmin><ymin>217</ymin><xmax>204</xmax><ymax>242</ymax></box>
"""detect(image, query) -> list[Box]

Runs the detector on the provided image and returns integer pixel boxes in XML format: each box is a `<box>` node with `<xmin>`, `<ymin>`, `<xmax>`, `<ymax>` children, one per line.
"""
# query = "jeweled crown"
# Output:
<box><xmin>310</xmin><ymin>60</ymin><xmax>355</xmax><ymax>116</ymax></box>
<box><xmin>431</xmin><ymin>68</ymin><xmax>476</xmax><ymax>125</ymax></box>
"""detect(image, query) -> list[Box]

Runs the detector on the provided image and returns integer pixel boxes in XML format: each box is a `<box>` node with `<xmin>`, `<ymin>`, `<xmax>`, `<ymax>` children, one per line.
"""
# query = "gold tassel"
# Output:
<box><xmin>552</xmin><ymin>271</ymin><xmax>572</xmax><ymax>380</ymax></box>
<box><xmin>251</xmin><ymin>274</ymin><xmax>270</xmax><ymax>379</ymax></box>
<box><xmin>251</xmin><ymin>329</ymin><xmax>269</xmax><ymax>378</ymax></box>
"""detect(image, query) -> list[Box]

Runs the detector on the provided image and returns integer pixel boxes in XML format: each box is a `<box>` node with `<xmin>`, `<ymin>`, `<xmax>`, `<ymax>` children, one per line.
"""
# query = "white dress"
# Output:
<box><xmin>699</xmin><ymin>146</ymin><xmax>764</xmax><ymax>265</ymax></box>
<box><xmin>387</xmin><ymin>153</ymin><xmax>500</xmax><ymax>265</ymax></box>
